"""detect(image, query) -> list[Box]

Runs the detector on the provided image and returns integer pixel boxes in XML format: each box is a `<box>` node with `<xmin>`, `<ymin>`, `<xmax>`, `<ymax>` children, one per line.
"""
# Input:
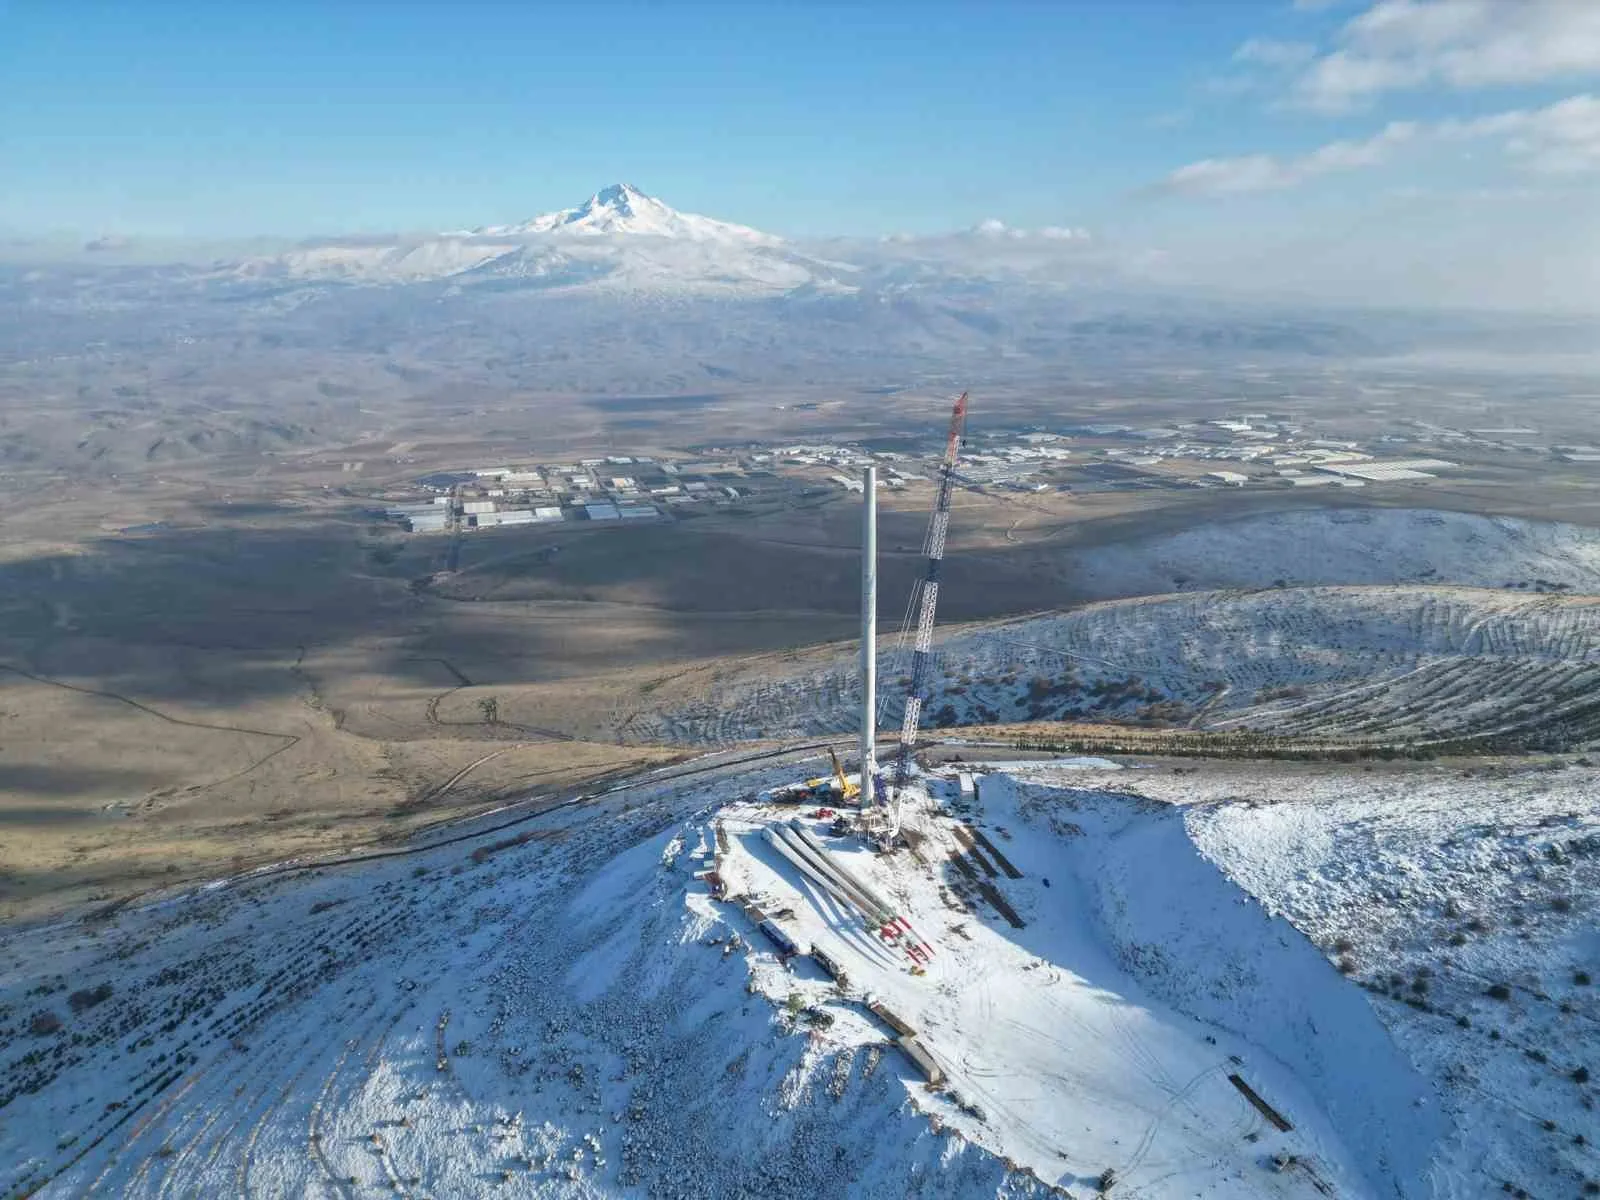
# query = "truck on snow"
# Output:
<box><xmin>759</xmin><ymin>920</ymin><xmax>799</xmax><ymax>960</ymax></box>
<box><xmin>810</xmin><ymin>945</ymin><xmax>849</xmax><ymax>988</ymax></box>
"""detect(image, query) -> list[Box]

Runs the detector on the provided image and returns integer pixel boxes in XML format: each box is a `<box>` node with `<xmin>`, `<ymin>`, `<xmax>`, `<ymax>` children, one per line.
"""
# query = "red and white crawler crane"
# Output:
<box><xmin>881</xmin><ymin>391</ymin><xmax>969</xmax><ymax>843</ymax></box>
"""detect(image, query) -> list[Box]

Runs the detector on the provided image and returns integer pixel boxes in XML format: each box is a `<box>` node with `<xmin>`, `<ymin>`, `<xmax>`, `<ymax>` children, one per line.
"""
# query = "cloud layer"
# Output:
<box><xmin>1161</xmin><ymin>121</ymin><xmax>1419</xmax><ymax>195</ymax></box>
<box><xmin>1295</xmin><ymin>0</ymin><xmax>1600</xmax><ymax>111</ymax></box>
<box><xmin>1161</xmin><ymin>93</ymin><xmax>1600</xmax><ymax>195</ymax></box>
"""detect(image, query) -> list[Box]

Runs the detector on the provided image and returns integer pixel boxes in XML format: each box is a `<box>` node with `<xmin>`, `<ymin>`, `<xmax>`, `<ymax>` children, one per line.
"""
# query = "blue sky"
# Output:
<box><xmin>2</xmin><ymin>0</ymin><xmax>1597</xmax><ymax>309</ymax></box>
<box><xmin>2</xmin><ymin>0</ymin><xmax>1353</xmax><ymax>237</ymax></box>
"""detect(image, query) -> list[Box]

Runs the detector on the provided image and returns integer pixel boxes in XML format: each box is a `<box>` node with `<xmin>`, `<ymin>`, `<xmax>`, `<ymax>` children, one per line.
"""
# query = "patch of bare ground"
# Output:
<box><xmin>0</xmin><ymin>645</ymin><xmax>672</xmax><ymax>924</ymax></box>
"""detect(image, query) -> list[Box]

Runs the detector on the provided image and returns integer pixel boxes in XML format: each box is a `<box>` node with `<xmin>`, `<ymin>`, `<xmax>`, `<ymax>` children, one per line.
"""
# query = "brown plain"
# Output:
<box><xmin>4</xmin><ymin>373</ymin><xmax>1599</xmax><ymax>922</ymax></box>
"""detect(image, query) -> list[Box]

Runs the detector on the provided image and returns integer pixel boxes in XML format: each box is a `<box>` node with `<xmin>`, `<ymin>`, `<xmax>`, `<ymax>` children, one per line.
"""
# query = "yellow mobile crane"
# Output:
<box><xmin>805</xmin><ymin>748</ymin><xmax>861</xmax><ymax>802</ymax></box>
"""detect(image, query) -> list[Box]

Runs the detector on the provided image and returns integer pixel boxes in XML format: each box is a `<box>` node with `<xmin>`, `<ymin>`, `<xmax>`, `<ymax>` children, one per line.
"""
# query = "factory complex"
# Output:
<box><xmin>379</xmin><ymin>454</ymin><xmax>748</xmax><ymax>534</ymax></box>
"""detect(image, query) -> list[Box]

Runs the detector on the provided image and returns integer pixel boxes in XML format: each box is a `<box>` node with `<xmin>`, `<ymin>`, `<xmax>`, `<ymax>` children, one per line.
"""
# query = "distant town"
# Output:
<box><xmin>367</xmin><ymin>408</ymin><xmax>1600</xmax><ymax>536</ymax></box>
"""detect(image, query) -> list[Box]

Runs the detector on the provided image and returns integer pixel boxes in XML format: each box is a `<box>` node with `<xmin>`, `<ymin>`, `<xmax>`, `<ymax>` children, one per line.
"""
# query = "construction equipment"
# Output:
<box><xmin>828</xmin><ymin>748</ymin><xmax>860</xmax><ymax>802</ymax></box>
<box><xmin>883</xmin><ymin>391</ymin><xmax>970</xmax><ymax>840</ymax></box>
<box><xmin>759</xmin><ymin>919</ymin><xmax>800</xmax><ymax>960</ymax></box>
<box><xmin>803</xmin><ymin>748</ymin><xmax>860</xmax><ymax>802</ymax></box>
<box><xmin>810</xmin><ymin>945</ymin><xmax>850</xmax><ymax>989</ymax></box>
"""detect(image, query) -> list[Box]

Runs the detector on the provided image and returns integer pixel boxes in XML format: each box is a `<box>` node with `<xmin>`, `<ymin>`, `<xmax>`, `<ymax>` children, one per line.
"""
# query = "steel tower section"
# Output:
<box><xmin>859</xmin><ymin>464</ymin><xmax>878</xmax><ymax>804</ymax></box>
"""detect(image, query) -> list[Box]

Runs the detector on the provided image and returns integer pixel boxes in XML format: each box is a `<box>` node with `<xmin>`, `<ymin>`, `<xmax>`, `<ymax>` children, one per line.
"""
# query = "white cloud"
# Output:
<box><xmin>1234</xmin><ymin>38</ymin><xmax>1318</xmax><ymax>68</ymax></box>
<box><xmin>965</xmin><ymin>219</ymin><xmax>1091</xmax><ymax>241</ymax></box>
<box><xmin>1160</xmin><ymin>121</ymin><xmax>1418</xmax><ymax>194</ymax></box>
<box><xmin>1161</xmin><ymin>155</ymin><xmax>1291</xmax><ymax>195</ymax></box>
<box><xmin>1161</xmin><ymin>93</ymin><xmax>1600</xmax><ymax>194</ymax></box>
<box><xmin>1443</xmin><ymin>93</ymin><xmax>1600</xmax><ymax>174</ymax></box>
<box><xmin>1297</xmin><ymin>0</ymin><xmax>1600</xmax><ymax>110</ymax></box>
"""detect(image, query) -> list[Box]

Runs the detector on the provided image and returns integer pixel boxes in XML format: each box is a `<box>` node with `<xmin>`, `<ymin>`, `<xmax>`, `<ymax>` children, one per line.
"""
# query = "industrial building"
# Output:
<box><xmin>404</xmin><ymin>509</ymin><xmax>448</xmax><ymax>533</ymax></box>
<box><xmin>1314</xmin><ymin>458</ymin><xmax>1456</xmax><ymax>482</ymax></box>
<box><xmin>378</xmin><ymin>446</ymin><xmax>792</xmax><ymax>539</ymax></box>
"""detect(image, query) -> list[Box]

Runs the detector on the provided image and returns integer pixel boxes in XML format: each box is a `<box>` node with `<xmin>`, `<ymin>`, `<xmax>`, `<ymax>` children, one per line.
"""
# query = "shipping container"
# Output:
<box><xmin>896</xmin><ymin>1036</ymin><xmax>945</xmax><ymax>1086</ymax></box>
<box><xmin>866</xmin><ymin>997</ymin><xmax>917</xmax><ymax>1038</ymax></box>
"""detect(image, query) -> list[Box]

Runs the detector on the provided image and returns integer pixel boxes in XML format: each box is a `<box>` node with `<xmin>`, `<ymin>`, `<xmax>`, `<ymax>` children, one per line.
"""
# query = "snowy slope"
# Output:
<box><xmin>717</xmin><ymin>774</ymin><xmax>1442</xmax><ymax>1197</ymax></box>
<box><xmin>5</xmin><ymin>753</ymin><xmax>1589</xmax><ymax>1197</ymax></box>
<box><xmin>0</xmin><ymin>756</ymin><xmax>1454</xmax><ymax>1200</ymax></box>
<box><xmin>1105</xmin><ymin>760</ymin><xmax>1600</xmax><ymax>1199</ymax></box>
<box><xmin>635</xmin><ymin>509</ymin><xmax>1600</xmax><ymax>747</ymax></box>
<box><xmin>640</xmin><ymin>584</ymin><xmax>1600</xmax><ymax>747</ymax></box>
<box><xmin>1068</xmin><ymin>508</ymin><xmax>1600</xmax><ymax>600</ymax></box>
<box><xmin>234</xmin><ymin>236</ymin><xmax>527</xmax><ymax>282</ymax></box>
<box><xmin>0</xmin><ymin>764</ymin><xmax>1033</xmax><ymax>1199</ymax></box>
<box><xmin>470</xmin><ymin>183</ymin><xmax>782</xmax><ymax>245</ymax></box>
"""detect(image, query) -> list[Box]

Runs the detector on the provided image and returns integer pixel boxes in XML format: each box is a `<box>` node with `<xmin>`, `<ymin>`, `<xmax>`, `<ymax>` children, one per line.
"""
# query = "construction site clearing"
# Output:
<box><xmin>686</xmin><ymin>763</ymin><xmax>1386</xmax><ymax>1198</ymax></box>
<box><xmin>688</xmin><ymin>390</ymin><xmax>1399</xmax><ymax>1194</ymax></box>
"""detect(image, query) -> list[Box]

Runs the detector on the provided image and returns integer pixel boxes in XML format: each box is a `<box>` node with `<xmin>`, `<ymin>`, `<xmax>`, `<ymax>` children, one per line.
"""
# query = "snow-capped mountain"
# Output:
<box><xmin>229</xmin><ymin>236</ymin><xmax>525</xmax><ymax>283</ymax></box>
<box><xmin>188</xmin><ymin>182</ymin><xmax>1129</xmax><ymax>300</ymax></box>
<box><xmin>468</xmin><ymin>183</ymin><xmax>781</xmax><ymax>245</ymax></box>
<box><xmin>229</xmin><ymin>183</ymin><xmax>827</xmax><ymax>293</ymax></box>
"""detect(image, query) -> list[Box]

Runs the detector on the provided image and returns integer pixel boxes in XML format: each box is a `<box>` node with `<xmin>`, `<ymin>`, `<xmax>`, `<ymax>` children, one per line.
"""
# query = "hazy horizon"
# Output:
<box><xmin>3</xmin><ymin>1</ymin><xmax>1597</xmax><ymax>312</ymax></box>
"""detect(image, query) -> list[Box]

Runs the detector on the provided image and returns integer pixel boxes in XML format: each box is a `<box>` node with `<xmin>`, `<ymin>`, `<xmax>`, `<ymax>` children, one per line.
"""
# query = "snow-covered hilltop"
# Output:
<box><xmin>467</xmin><ymin>182</ymin><xmax>782</xmax><ymax>245</ymax></box>
<box><xmin>6</xmin><ymin>753</ymin><xmax>1591</xmax><ymax>1197</ymax></box>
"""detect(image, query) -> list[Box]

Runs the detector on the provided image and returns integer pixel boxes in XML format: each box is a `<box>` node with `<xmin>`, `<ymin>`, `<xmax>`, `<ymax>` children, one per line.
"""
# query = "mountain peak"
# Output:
<box><xmin>469</xmin><ymin>184</ymin><xmax>781</xmax><ymax>245</ymax></box>
<box><xmin>564</xmin><ymin>182</ymin><xmax>664</xmax><ymax>228</ymax></box>
<box><xmin>590</xmin><ymin>182</ymin><xmax>646</xmax><ymax>207</ymax></box>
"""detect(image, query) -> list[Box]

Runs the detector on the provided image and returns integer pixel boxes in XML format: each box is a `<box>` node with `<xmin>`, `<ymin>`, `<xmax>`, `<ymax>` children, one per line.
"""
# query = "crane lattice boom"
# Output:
<box><xmin>887</xmin><ymin>391</ymin><xmax>968</xmax><ymax>821</ymax></box>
